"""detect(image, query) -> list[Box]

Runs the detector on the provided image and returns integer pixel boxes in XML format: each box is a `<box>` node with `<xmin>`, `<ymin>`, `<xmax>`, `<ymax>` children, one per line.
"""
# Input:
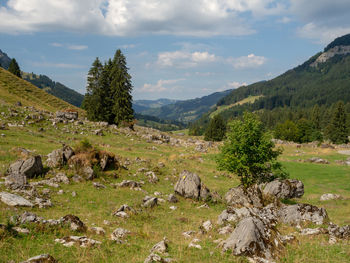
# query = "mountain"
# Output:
<box><xmin>22</xmin><ymin>73</ymin><xmax>84</xmax><ymax>107</ymax></box>
<box><xmin>0</xmin><ymin>49</ymin><xmax>11</xmax><ymax>69</ymax></box>
<box><xmin>133</xmin><ymin>98</ymin><xmax>178</xmax><ymax>112</ymax></box>
<box><xmin>212</xmin><ymin>33</ymin><xmax>350</xmax><ymax>118</ymax></box>
<box><xmin>0</xmin><ymin>49</ymin><xmax>84</xmax><ymax>107</ymax></box>
<box><xmin>0</xmin><ymin>67</ymin><xmax>82</xmax><ymax>113</ymax></box>
<box><xmin>136</xmin><ymin>89</ymin><xmax>233</xmax><ymax>123</ymax></box>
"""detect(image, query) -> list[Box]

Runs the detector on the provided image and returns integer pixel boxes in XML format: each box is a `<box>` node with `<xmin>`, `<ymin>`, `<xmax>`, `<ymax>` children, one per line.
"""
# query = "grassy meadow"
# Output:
<box><xmin>0</xmin><ymin>102</ymin><xmax>350</xmax><ymax>263</ymax></box>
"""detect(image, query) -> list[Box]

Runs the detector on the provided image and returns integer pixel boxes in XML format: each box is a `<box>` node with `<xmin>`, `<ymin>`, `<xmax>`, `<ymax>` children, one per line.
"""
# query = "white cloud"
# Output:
<box><xmin>50</xmin><ymin>42</ymin><xmax>88</xmax><ymax>51</ymax></box>
<box><xmin>140</xmin><ymin>79</ymin><xmax>185</xmax><ymax>93</ymax></box>
<box><xmin>289</xmin><ymin>0</ymin><xmax>350</xmax><ymax>43</ymax></box>
<box><xmin>67</xmin><ymin>45</ymin><xmax>88</xmax><ymax>50</ymax></box>
<box><xmin>226</xmin><ymin>81</ymin><xmax>247</xmax><ymax>89</ymax></box>
<box><xmin>228</xmin><ymin>54</ymin><xmax>267</xmax><ymax>69</ymax></box>
<box><xmin>0</xmin><ymin>0</ymin><xmax>286</xmax><ymax>36</ymax></box>
<box><xmin>119</xmin><ymin>44</ymin><xmax>136</xmax><ymax>49</ymax></box>
<box><xmin>156</xmin><ymin>51</ymin><xmax>216</xmax><ymax>68</ymax></box>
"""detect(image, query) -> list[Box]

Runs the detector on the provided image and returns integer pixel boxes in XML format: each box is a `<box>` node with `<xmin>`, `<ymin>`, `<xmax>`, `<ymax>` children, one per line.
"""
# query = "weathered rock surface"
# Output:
<box><xmin>320</xmin><ymin>193</ymin><xmax>343</xmax><ymax>201</ymax></box>
<box><xmin>117</xmin><ymin>180</ymin><xmax>143</xmax><ymax>188</ymax></box>
<box><xmin>307</xmin><ymin>157</ymin><xmax>329</xmax><ymax>164</ymax></box>
<box><xmin>277</xmin><ymin>203</ymin><xmax>328</xmax><ymax>225</ymax></box>
<box><xmin>222</xmin><ymin>216</ymin><xmax>282</xmax><ymax>260</ymax></box>
<box><xmin>262</xmin><ymin>179</ymin><xmax>304</xmax><ymax>199</ymax></box>
<box><xmin>55</xmin><ymin>111</ymin><xmax>78</xmax><ymax>120</ymax></box>
<box><xmin>20</xmin><ymin>254</ymin><xmax>57</xmax><ymax>263</ymax></box>
<box><xmin>110</xmin><ymin>228</ymin><xmax>130</xmax><ymax>243</ymax></box>
<box><xmin>8</xmin><ymin>156</ymin><xmax>44</xmax><ymax>178</ymax></box>
<box><xmin>174</xmin><ymin>170</ymin><xmax>210</xmax><ymax>200</ymax></box>
<box><xmin>167</xmin><ymin>194</ymin><xmax>178</xmax><ymax>203</ymax></box>
<box><xmin>47</xmin><ymin>145</ymin><xmax>74</xmax><ymax>168</ymax></box>
<box><xmin>61</xmin><ymin>214</ymin><xmax>87</xmax><ymax>232</ymax></box>
<box><xmin>55</xmin><ymin>236</ymin><xmax>101</xmax><ymax>247</ymax></box>
<box><xmin>143</xmin><ymin>196</ymin><xmax>158</xmax><ymax>208</ymax></box>
<box><xmin>0</xmin><ymin>192</ymin><xmax>34</xmax><ymax>207</ymax></box>
<box><xmin>225</xmin><ymin>185</ymin><xmax>263</xmax><ymax>208</ymax></box>
<box><xmin>150</xmin><ymin>238</ymin><xmax>168</xmax><ymax>254</ymax></box>
<box><xmin>328</xmin><ymin>223</ymin><xmax>350</xmax><ymax>239</ymax></box>
<box><xmin>5</xmin><ymin>173</ymin><xmax>27</xmax><ymax>190</ymax></box>
<box><xmin>90</xmin><ymin>227</ymin><xmax>106</xmax><ymax>235</ymax></box>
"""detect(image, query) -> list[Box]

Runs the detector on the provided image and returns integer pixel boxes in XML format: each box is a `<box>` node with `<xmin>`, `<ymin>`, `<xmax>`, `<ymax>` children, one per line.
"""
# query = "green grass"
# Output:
<box><xmin>0</xmin><ymin>104</ymin><xmax>350</xmax><ymax>262</ymax></box>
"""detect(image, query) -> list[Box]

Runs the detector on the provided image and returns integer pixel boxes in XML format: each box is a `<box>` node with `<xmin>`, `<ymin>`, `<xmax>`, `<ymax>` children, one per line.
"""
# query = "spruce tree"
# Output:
<box><xmin>327</xmin><ymin>101</ymin><xmax>348</xmax><ymax>144</ymax></box>
<box><xmin>110</xmin><ymin>49</ymin><xmax>134</xmax><ymax>126</ymax></box>
<box><xmin>204</xmin><ymin>114</ymin><xmax>226</xmax><ymax>141</ymax></box>
<box><xmin>8</xmin><ymin>58</ymin><xmax>21</xmax><ymax>78</ymax></box>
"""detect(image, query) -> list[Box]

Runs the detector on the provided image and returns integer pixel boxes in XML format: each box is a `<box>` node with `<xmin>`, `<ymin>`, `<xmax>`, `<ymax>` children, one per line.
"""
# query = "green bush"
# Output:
<box><xmin>217</xmin><ymin>112</ymin><xmax>288</xmax><ymax>188</ymax></box>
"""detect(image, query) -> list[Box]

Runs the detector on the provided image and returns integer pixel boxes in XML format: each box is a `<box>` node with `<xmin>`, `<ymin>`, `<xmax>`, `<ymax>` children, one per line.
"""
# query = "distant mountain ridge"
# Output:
<box><xmin>133</xmin><ymin>98</ymin><xmax>178</xmax><ymax>112</ymax></box>
<box><xmin>134</xmin><ymin>89</ymin><xmax>233</xmax><ymax>123</ymax></box>
<box><xmin>0</xmin><ymin>49</ymin><xmax>84</xmax><ymax>107</ymax></box>
<box><xmin>190</xmin><ymin>33</ymin><xmax>350</xmax><ymax>127</ymax></box>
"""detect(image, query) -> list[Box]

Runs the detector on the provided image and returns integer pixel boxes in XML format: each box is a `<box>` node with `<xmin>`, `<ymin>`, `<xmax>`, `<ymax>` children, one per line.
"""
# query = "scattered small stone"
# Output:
<box><xmin>167</xmin><ymin>194</ymin><xmax>178</xmax><ymax>203</ymax></box>
<box><xmin>72</xmin><ymin>174</ymin><xmax>83</xmax><ymax>182</ymax></box>
<box><xmin>201</xmin><ymin>220</ymin><xmax>213</xmax><ymax>232</ymax></box>
<box><xmin>71</xmin><ymin>191</ymin><xmax>77</xmax><ymax>197</ymax></box>
<box><xmin>61</xmin><ymin>214</ymin><xmax>87</xmax><ymax>232</ymax></box>
<box><xmin>13</xmin><ymin>227</ymin><xmax>30</xmax><ymax>234</ymax></box>
<box><xmin>150</xmin><ymin>238</ymin><xmax>168</xmax><ymax>254</ymax></box>
<box><xmin>300</xmin><ymin>228</ymin><xmax>322</xmax><ymax>236</ymax></box>
<box><xmin>57</xmin><ymin>190</ymin><xmax>64</xmax><ymax>195</ymax></box>
<box><xmin>90</xmin><ymin>227</ymin><xmax>106</xmax><ymax>235</ymax></box>
<box><xmin>143</xmin><ymin>196</ymin><xmax>158</xmax><ymax>208</ymax></box>
<box><xmin>55</xmin><ymin>236</ymin><xmax>101</xmax><ymax>247</ymax></box>
<box><xmin>93</xmin><ymin>182</ymin><xmax>106</xmax><ymax>189</ymax></box>
<box><xmin>103</xmin><ymin>220</ymin><xmax>111</xmax><ymax>225</ymax></box>
<box><xmin>197</xmin><ymin>203</ymin><xmax>209</xmax><ymax>209</ymax></box>
<box><xmin>169</xmin><ymin>206</ymin><xmax>177</xmax><ymax>211</ymax></box>
<box><xmin>182</xmin><ymin>230</ymin><xmax>195</xmax><ymax>238</ymax></box>
<box><xmin>320</xmin><ymin>193</ymin><xmax>343</xmax><ymax>201</ymax></box>
<box><xmin>20</xmin><ymin>254</ymin><xmax>57</xmax><ymax>263</ymax></box>
<box><xmin>188</xmin><ymin>238</ymin><xmax>202</xmax><ymax>249</ymax></box>
<box><xmin>110</xmin><ymin>228</ymin><xmax>130</xmax><ymax>243</ymax></box>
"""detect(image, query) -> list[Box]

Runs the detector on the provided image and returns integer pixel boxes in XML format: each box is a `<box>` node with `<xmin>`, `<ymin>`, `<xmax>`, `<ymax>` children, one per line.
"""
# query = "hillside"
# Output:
<box><xmin>0</xmin><ymin>67</ymin><xmax>82</xmax><ymax>113</ymax></box>
<box><xmin>138</xmin><ymin>89</ymin><xmax>232</xmax><ymax>123</ymax></box>
<box><xmin>210</xmin><ymin>34</ymin><xmax>350</xmax><ymax>117</ymax></box>
<box><xmin>0</xmin><ymin>49</ymin><xmax>84</xmax><ymax>107</ymax></box>
<box><xmin>133</xmin><ymin>98</ymin><xmax>178</xmax><ymax>112</ymax></box>
<box><xmin>22</xmin><ymin>73</ymin><xmax>84</xmax><ymax>107</ymax></box>
<box><xmin>1</xmin><ymin>102</ymin><xmax>350</xmax><ymax>262</ymax></box>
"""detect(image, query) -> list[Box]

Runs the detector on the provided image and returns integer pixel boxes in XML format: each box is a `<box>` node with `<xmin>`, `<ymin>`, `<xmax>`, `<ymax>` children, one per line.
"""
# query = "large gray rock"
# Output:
<box><xmin>328</xmin><ymin>223</ymin><xmax>350</xmax><ymax>239</ymax></box>
<box><xmin>20</xmin><ymin>254</ymin><xmax>57</xmax><ymax>263</ymax></box>
<box><xmin>277</xmin><ymin>203</ymin><xmax>328</xmax><ymax>225</ymax></box>
<box><xmin>47</xmin><ymin>145</ymin><xmax>74</xmax><ymax>168</ymax></box>
<box><xmin>0</xmin><ymin>192</ymin><xmax>34</xmax><ymax>207</ymax></box>
<box><xmin>8</xmin><ymin>156</ymin><xmax>44</xmax><ymax>178</ymax></box>
<box><xmin>224</xmin><ymin>185</ymin><xmax>263</xmax><ymax>208</ymax></box>
<box><xmin>222</xmin><ymin>216</ymin><xmax>282</xmax><ymax>260</ymax></box>
<box><xmin>61</xmin><ymin>214</ymin><xmax>87</xmax><ymax>232</ymax></box>
<box><xmin>56</xmin><ymin>111</ymin><xmax>78</xmax><ymax>120</ymax></box>
<box><xmin>174</xmin><ymin>170</ymin><xmax>210</xmax><ymax>200</ymax></box>
<box><xmin>262</xmin><ymin>179</ymin><xmax>304</xmax><ymax>199</ymax></box>
<box><xmin>5</xmin><ymin>173</ymin><xmax>27</xmax><ymax>190</ymax></box>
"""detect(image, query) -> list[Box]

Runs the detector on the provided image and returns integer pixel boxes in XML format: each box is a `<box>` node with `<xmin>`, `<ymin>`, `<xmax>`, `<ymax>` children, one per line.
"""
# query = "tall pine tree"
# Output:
<box><xmin>8</xmin><ymin>58</ymin><xmax>21</xmax><ymax>78</ymax></box>
<box><xmin>83</xmin><ymin>50</ymin><xmax>134</xmax><ymax>126</ymax></box>
<box><xmin>326</xmin><ymin>101</ymin><xmax>348</xmax><ymax>144</ymax></box>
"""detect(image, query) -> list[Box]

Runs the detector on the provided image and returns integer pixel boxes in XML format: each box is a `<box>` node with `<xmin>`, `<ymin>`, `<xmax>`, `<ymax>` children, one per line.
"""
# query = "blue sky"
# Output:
<box><xmin>1</xmin><ymin>0</ymin><xmax>350</xmax><ymax>100</ymax></box>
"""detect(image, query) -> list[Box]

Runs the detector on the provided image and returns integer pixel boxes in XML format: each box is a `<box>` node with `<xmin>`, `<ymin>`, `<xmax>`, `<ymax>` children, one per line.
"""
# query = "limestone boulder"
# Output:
<box><xmin>8</xmin><ymin>156</ymin><xmax>44</xmax><ymax>178</ymax></box>
<box><xmin>0</xmin><ymin>192</ymin><xmax>34</xmax><ymax>207</ymax></box>
<box><xmin>224</xmin><ymin>185</ymin><xmax>263</xmax><ymax>208</ymax></box>
<box><xmin>262</xmin><ymin>179</ymin><xmax>304</xmax><ymax>199</ymax></box>
<box><xmin>174</xmin><ymin>170</ymin><xmax>211</xmax><ymax>201</ymax></box>
<box><xmin>20</xmin><ymin>254</ymin><xmax>57</xmax><ymax>263</ymax></box>
<box><xmin>5</xmin><ymin>173</ymin><xmax>27</xmax><ymax>190</ymax></box>
<box><xmin>277</xmin><ymin>203</ymin><xmax>328</xmax><ymax>225</ymax></box>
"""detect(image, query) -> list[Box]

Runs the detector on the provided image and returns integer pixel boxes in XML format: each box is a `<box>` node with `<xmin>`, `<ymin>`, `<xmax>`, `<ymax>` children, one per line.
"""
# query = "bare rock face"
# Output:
<box><xmin>0</xmin><ymin>192</ymin><xmax>34</xmax><ymax>207</ymax></box>
<box><xmin>47</xmin><ymin>145</ymin><xmax>74</xmax><ymax>168</ymax></box>
<box><xmin>8</xmin><ymin>156</ymin><xmax>44</xmax><ymax>178</ymax></box>
<box><xmin>277</xmin><ymin>203</ymin><xmax>328</xmax><ymax>225</ymax></box>
<box><xmin>222</xmin><ymin>216</ymin><xmax>282</xmax><ymax>260</ymax></box>
<box><xmin>225</xmin><ymin>185</ymin><xmax>263</xmax><ymax>208</ymax></box>
<box><xmin>5</xmin><ymin>173</ymin><xmax>27</xmax><ymax>190</ymax></box>
<box><xmin>20</xmin><ymin>254</ymin><xmax>57</xmax><ymax>263</ymax></box>
<box><xmin>262</xmin><ymin>179</ymin><xmax>304</xmax><ymax>199</ymax></box>
<box><xmin>174</xmin><ymin>170</ymin><xmax>211</xmax><ymax>201</ymax></box>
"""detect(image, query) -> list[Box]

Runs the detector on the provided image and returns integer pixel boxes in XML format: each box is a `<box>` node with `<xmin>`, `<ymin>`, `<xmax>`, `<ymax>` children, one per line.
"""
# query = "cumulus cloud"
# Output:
<box><xmin>226</xmin><ymin>81</ymin><xmax>248</xmax><ymax>89</ymax></box>
<box><xmin>0</xmin><ymin>0</ymin><xmax>286</xmax><ymax>36</ymax></box>
<box><xmin>290</xmin><ymin>0</ymin><xmax>350</xmax><ymax>43</ymax></box>
<box><xmin>139</xmin><ymin>79</ymin><xmax>185</xmax><ymax>93</ymax></box>
<box><xmin>156</xmin><ymin>51</ymin><xmax>216</xmax><ymax>68</ymax></box>
<box><xmin>227</xmin><ymin>54</ymin><xmax>267</xmax><ymax>69</ymax></box>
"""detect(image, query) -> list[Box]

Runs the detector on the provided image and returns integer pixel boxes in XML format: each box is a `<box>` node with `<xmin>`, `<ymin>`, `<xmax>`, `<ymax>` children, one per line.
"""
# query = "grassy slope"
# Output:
<box><xmin>0</xmin><ymin>104</ymin><xmax>350</xmax><ymax>262</ymax></box>
<box><xmin>0</xmin><ymin>67</ymin><xmax>82</xmax><ymax>113</ymax></box>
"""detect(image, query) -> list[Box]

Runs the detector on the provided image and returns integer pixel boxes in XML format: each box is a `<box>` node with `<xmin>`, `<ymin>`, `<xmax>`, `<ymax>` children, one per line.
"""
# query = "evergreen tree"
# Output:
<box><xmin>326</xmin><ymin>101</ymin><xmax>349</xmax><ymax>144</ymax></box>
<box><xmin>204</xmin><ymin>114</ymin><xmax>226</xmax><ymax>141</ymax></box>
<box><xmin>8</xmin><ymin>58</ymin><xmax>21</xmax><ymax>78</ymax></box>
<box><xmin>110</xmin><ymin>50</ymin><xmax>134</xmax><ymax>126</ymax></box>
<box><xmin>83</xmin><ymin>50</ymin><xmax>134</xmax><ymax>127</ymax></box>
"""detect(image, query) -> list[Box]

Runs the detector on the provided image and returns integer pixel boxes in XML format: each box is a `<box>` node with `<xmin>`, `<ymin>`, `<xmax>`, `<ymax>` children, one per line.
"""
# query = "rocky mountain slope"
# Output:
<box><xmin>0</xmin><ymin>49</ymin><xmax>84</xmax><ymax>107</ymax></box>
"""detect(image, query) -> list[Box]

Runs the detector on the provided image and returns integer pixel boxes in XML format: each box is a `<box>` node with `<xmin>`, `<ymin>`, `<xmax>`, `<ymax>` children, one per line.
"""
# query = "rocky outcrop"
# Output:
<box><xmin>0</xmin><ymin>192</ymin><xmax>34</xmax><ymax>207</ymax></box>
<box><xmin>262</xmin><ymin>179</ymin><xmax>304</xmax><ymax>199</ymax></box>
<box><xmin>61</xmin><ymin>214</ymin><xmax>87</xmax><ymax>232</ymax></box>
<box><xmin>277</xmin><ymin>203</ymin><xmax>328</xmax><ymax>225</ymax></box>
<box><xmin>225</xmin><ymin>185</ymin><xmax>263</xmax><ymax>208</ymax></box>
<box><xmin>46</xmin><ymin>145</ymin><xmax>74</xmax><ymax>168</ymax></box>
<box><xmin>174</xmin><ymin>170</ymin><xmax>210</xmax><ymax>201</ymax></box>
<box><xmin>5</xmin><ymin>173</ymin><xmax>27</xmax><ymax>190</ymax></box>
<box><xmin>7</xmin><ymin>156</ymin><xmax>44</xmax><ymax>178</ymax></box>
<box><xmin>311</xmin><ymin>45</ymin><xmax>350</xmax><ymax>67</ymax></box>
<box><xmin>55</xmin><ymin>111</ymin><xmax>78</xmax><ymax>120</ymax></box>
<box><xmin>55</xmin><ymin>236</ymin><xmax>101</xmax><ymax>247</ymax></box>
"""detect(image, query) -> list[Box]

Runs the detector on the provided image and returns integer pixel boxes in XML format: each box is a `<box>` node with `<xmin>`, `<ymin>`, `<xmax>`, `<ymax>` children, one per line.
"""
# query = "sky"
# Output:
<box><xmin>1</xmin><ymin>0</ymin><xmax>350</xmax><ymax>100</ymax></box>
